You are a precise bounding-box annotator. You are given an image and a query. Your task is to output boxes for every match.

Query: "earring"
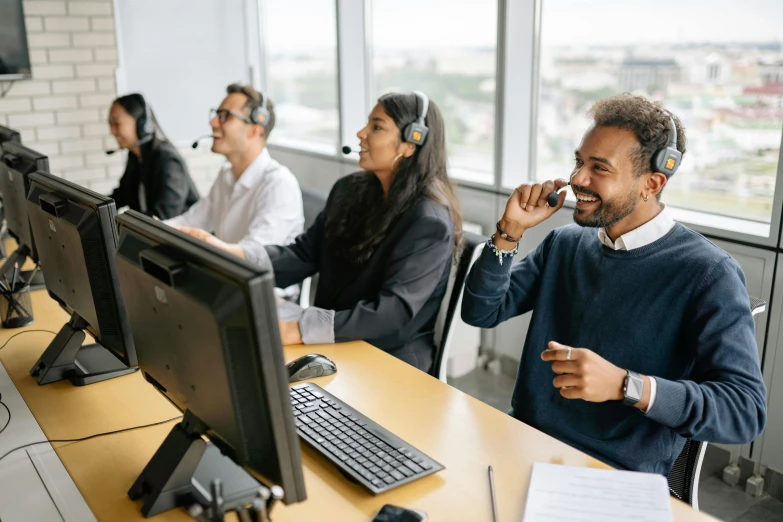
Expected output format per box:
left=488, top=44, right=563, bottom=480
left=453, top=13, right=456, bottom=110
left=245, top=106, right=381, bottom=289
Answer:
left=392, top=153, right=403, bottom=172
left=643, top=194, right=649, bottom=202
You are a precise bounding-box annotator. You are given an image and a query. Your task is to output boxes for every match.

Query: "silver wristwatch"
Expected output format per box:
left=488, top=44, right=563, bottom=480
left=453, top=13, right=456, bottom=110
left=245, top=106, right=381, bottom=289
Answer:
left=623, top=370, right=644, bottom=406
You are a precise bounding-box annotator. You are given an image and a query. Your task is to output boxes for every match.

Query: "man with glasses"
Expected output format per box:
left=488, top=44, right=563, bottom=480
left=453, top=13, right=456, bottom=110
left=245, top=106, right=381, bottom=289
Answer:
left=165, top=84, right=303, bottom=266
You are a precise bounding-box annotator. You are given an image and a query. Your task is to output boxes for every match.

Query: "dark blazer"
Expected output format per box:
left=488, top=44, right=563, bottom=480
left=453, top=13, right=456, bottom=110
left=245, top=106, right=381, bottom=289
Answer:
left=110, top=138, right=199, bottom=220
left=268, top=174, right=455, bottom=372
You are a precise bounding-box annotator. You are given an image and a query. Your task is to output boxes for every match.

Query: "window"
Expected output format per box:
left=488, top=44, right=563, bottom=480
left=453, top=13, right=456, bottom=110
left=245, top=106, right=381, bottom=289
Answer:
left=264, top=0, right=339, bottom=153
left=536, top=0, right=783, bottom=225
left=370, top=0, right=498, bottom=185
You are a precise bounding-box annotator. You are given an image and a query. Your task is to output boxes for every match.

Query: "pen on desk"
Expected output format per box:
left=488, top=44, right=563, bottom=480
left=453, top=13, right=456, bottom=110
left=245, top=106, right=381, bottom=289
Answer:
left=488, top=465, right=499, bottom=522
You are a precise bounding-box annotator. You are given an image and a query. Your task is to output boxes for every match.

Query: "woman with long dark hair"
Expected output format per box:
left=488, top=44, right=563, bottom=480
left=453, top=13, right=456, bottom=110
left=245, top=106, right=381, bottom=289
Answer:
left=179, top=91, right=462, bottom=372
left=108, top=93, right=199, bottom=219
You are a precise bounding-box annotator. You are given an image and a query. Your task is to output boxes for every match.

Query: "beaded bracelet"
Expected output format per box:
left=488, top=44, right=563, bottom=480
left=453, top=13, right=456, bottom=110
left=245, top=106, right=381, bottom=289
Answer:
left=486, top=234, right=519, bottom=265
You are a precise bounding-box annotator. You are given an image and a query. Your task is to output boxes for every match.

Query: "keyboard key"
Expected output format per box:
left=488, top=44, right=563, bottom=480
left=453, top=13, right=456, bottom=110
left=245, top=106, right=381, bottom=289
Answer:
left=390, top=470, right=405, bottom=481
left=383, top=476, right=396, bottom=485
left=399, top=467, right=414, bottom=478
left=403, top=460, right=423, bottom=474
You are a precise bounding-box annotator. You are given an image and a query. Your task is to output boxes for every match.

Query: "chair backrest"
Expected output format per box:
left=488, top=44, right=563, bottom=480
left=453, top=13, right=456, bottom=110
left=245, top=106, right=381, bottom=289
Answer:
left=667, top=296, right=766, bottom=509
left=297, top=188, right=327, bottom=308
left=750, top=295, right=766, bottom=316
left=301, top=187, right=327, bottom=230
left=668, top=439, right=707, bottom=510
left=431, top=231, right=485, bottom=381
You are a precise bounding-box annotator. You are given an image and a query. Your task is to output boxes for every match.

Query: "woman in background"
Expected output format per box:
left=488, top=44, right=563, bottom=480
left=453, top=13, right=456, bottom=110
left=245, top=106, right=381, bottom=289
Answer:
left=107, top=93, right=199, bottom=219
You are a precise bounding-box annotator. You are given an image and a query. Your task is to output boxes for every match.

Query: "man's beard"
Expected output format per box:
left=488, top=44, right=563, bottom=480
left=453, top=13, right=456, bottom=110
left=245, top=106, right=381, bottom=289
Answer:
left=572, top=184, right=638, bottom=229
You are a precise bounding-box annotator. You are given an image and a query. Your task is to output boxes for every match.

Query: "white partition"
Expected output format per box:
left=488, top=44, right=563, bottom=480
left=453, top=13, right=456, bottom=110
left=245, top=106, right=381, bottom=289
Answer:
left=114, top=0, right=253, bottom=145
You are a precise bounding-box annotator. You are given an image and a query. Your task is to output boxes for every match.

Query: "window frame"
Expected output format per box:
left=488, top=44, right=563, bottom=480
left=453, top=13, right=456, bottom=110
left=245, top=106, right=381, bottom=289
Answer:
left=255, top=0, right=783, bottom=245
left=524, top=0, right=783, bottom=246
left=256, top=0, right=342, bottom=155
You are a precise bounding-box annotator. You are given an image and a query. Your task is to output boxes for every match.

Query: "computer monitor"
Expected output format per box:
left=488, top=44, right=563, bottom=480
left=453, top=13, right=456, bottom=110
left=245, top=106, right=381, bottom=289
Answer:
left=26, top=171, right=138, bottom=386
left=0, top=141, right=47, bottom=288
left=0, top=125, right=21, bottom=148
left=0, top=125, right=22, bottom=246
left=114, top=211, right=306, bottom=517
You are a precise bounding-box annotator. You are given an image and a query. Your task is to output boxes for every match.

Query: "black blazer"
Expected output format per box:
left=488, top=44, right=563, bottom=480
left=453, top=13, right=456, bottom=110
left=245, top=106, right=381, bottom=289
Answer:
left=110, top=139, right=199, bottom=220
left=268, top=174, right=455, bottom=372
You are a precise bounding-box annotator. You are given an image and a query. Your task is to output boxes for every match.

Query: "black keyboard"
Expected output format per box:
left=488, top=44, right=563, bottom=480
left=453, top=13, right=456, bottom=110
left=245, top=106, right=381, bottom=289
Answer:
left=288, top=383, right=444, bottom=494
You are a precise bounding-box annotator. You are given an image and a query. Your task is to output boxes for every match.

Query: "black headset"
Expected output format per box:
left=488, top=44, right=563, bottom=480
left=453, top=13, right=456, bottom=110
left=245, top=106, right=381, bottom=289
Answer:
left=249, top=89, right=270, bottom=128
left=651, top=112, right=682, bottom=177
left=135, top=94, right=155, bottom=142
left=403, top=91, right=429, bottom=146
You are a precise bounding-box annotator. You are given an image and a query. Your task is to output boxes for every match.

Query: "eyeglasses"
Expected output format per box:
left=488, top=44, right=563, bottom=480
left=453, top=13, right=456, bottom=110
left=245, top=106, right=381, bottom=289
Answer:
left=209, top=108, right=253, bottom=125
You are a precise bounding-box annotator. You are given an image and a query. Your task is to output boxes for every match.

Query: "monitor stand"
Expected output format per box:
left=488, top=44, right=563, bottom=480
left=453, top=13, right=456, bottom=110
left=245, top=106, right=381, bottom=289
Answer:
left=29, top=311, right=138, bottom=386
left=129, top=410, right=272, bottom=518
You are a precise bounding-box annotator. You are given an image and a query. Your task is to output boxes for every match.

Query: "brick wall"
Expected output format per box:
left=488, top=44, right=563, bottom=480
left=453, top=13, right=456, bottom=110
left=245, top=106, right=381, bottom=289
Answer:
left=1, top=0, right=222, bottom=197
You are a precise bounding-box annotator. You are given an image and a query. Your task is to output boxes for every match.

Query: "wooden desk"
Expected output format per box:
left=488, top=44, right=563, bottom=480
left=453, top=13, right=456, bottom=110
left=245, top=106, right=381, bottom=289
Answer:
left=0, top=290, right=717, bottom=521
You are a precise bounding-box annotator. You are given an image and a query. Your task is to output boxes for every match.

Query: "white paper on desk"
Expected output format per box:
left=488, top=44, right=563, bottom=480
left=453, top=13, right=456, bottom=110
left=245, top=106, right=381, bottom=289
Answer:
left=522, top=463, right=673, bottom=522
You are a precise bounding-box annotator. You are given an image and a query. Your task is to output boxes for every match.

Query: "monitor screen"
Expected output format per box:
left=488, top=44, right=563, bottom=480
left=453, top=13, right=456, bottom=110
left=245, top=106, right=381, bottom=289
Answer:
left=0, top=0, right=32, bottom=80
left=115, top=211, right=306, bottom=504
left=0, top=141, right=47, bottom=261
left=27, top=171, right=136, bottom=367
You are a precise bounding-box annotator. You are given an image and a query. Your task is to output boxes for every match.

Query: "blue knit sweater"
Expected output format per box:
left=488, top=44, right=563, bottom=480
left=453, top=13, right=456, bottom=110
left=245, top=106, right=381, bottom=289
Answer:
left=461, top=223, right=766, bottom=475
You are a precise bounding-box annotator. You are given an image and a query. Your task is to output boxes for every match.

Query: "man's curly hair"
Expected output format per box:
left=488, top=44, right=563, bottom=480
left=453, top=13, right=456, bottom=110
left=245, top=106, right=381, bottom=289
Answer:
left=588, top=94, right=687, bottom=180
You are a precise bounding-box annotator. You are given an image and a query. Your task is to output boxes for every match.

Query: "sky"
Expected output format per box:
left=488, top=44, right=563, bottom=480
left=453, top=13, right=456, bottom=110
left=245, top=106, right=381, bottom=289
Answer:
left=263, top=0, right=783, bottom=53
left=543, top=0, right=783, bottom=45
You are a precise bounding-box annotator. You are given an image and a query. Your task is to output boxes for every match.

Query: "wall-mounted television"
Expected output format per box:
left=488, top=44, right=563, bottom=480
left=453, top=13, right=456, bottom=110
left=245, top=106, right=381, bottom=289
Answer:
left=0, top=0, right=32, bottom=81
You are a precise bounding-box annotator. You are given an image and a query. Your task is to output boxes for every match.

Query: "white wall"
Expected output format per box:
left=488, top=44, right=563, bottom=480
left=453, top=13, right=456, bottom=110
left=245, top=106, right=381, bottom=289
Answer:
left=2, top=0, right=122, bottom=194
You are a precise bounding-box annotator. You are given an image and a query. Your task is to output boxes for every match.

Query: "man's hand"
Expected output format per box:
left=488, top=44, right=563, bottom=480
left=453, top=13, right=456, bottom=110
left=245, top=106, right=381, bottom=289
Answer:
left=541, top=341, right=630, bottom=404
left=174, top=226, right=246, bottom=259
left=497, top=179, right=568, bottom=245
left=279, top=319, right=303, bottom=345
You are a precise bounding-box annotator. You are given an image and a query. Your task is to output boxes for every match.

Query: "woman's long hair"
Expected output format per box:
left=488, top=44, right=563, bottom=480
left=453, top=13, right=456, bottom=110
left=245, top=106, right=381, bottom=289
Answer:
left=324, top=93, right=463, bottom=265
left=112, top=93, right=169, bottom=156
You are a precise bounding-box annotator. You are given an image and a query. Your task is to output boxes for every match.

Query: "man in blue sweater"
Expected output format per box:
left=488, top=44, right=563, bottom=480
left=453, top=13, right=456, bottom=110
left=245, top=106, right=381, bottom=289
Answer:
left=461, top=94, right=766, bottom=476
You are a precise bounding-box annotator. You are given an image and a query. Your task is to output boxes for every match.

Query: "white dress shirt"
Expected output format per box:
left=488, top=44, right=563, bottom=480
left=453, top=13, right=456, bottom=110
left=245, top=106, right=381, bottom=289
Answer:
left=597, top=205, right=675, bottom=414
left=164, top=148, right=304, bottom=260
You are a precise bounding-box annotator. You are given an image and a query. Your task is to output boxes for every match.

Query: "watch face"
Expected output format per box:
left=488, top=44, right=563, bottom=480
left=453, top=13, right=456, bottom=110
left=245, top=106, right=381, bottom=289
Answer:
left=625, top=373, right=643, bottom=402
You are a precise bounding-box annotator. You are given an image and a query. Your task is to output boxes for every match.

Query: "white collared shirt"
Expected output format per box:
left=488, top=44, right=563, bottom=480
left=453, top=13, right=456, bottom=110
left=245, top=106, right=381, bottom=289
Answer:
left=597, top=204, right=675, bottom=251
left=597, top=205, right=674, bottom=414
left=165, top=148, right=304, bottom=258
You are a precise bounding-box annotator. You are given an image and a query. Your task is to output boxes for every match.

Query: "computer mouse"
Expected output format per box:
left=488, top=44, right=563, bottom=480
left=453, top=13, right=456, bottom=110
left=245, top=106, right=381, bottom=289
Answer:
left=286, top=353, right=337, bottom=383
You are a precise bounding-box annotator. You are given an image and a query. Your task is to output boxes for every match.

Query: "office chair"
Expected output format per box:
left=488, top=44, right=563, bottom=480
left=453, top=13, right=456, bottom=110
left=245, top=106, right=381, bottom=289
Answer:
left=431, top=231, right=485, bottom=382
left=298, top=188, right=327, bottom=308
left=667, top=295, right=767, bottom=510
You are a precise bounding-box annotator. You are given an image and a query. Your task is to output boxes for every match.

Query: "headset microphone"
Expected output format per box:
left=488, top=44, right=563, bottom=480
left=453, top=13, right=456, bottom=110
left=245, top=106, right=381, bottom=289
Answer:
left=192, top=135, right=215, bottom=149
left=104, top=134, right=154, bottom=155
left=341, top=145, right=361, bottom=155
left=547, top=182, right=571, bottom=208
